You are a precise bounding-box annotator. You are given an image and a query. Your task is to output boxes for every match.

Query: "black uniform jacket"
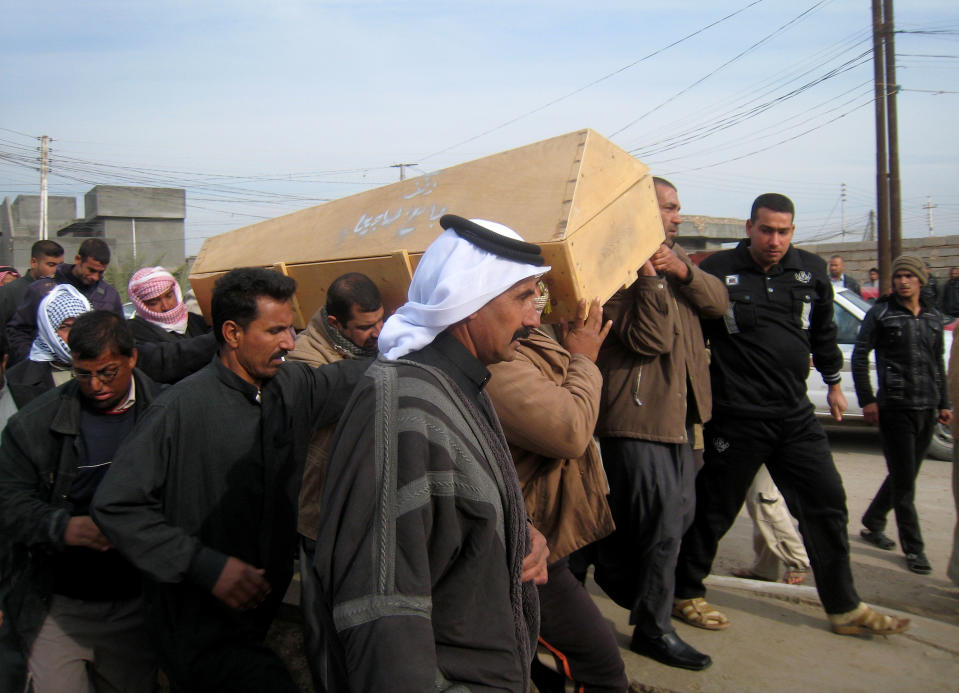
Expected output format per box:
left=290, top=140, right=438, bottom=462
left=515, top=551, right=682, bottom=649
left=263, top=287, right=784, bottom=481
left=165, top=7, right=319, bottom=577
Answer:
left=700, top=240, right=842, bottom=419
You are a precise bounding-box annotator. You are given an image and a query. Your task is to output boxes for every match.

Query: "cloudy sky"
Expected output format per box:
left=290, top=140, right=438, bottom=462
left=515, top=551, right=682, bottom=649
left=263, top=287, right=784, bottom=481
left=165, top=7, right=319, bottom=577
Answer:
left=2, top=0, right=957, bottom=256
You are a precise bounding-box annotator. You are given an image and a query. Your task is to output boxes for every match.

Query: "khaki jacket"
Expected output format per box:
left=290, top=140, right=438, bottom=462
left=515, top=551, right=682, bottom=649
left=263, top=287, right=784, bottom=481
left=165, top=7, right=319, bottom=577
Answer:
left=287, top=310, right=348, bottom=539
left=487, top=329, right=614, bottom=561
left=596, top=245, right=728, bottom=443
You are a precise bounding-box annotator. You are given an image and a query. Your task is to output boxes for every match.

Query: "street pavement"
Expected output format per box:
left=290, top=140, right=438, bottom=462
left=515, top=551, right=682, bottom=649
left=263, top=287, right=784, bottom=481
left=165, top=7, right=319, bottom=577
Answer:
left=600, top=427, right=959, bottom=693
left=273, top=428, right=959, bottom=692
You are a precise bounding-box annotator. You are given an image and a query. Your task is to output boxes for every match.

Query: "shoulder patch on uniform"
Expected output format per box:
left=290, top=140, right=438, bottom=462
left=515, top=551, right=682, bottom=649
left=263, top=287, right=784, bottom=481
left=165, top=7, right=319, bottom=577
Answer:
left=725, top=275, right=739, bottom=286
left=794, top=271, right=812, bottom=284
left=713, top=436, right=730, bottom=453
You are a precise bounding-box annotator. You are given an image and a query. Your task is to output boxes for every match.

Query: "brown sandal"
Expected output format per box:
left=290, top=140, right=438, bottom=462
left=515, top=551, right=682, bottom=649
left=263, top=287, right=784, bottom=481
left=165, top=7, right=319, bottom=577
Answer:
left=830, top=605, right=910, bottom=636
left=782, top=569, right=807, bottom=585
left=673, top=597, right=731, bottom=630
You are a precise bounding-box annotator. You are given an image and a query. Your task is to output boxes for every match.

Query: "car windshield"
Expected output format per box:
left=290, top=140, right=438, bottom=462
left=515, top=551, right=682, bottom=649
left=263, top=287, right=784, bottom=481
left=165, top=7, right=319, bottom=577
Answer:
left=834, top=302, right=862, bottom=344
left=836, top=288, right=872, bottom=313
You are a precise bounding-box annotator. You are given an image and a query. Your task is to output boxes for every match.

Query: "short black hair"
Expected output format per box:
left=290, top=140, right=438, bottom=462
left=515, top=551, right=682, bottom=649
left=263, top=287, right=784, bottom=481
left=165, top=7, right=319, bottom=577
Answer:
left=652, top=176, right=676, bottom=191
left=211, top=267, right=297, bottom=345
left=326, top=272, right=382, bottom=324
left=830, top=254, right=844, bottom=262
left=77, top=238, right=111, bottom=265
left=68, top=310, right=135, bottom=360
left=869, top=266, right=879, bottom=273
left=750, top=193, right=795, bottom=222
left=31, top=239, right=64, bottom=260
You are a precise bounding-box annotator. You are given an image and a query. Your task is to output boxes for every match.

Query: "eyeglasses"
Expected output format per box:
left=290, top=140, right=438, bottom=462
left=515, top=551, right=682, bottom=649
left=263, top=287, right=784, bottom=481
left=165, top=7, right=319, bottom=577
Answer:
left=73, top=365, right=121, bottom=384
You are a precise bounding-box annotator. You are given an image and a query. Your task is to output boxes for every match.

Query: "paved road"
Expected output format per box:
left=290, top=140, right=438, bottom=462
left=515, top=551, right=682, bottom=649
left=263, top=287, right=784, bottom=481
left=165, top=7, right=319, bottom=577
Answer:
left=267, top=426, right=959, bottom=692
left=605, top=426, right=959, bottom=692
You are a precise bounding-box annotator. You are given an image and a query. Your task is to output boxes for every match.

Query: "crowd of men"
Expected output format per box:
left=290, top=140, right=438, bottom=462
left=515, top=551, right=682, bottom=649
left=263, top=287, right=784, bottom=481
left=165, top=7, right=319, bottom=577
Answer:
left=0, top=189, right=954, bottom=692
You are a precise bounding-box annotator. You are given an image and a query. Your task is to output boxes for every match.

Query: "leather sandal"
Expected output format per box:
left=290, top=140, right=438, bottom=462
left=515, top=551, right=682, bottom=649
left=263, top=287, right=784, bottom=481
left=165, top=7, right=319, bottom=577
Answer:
left=830, top=605, right=910, bottom=636
left=782, top=569, right=807, bottom=585
left=672, top=597, right=730, bottom=630
left=860, top=529, right=895, bottom=551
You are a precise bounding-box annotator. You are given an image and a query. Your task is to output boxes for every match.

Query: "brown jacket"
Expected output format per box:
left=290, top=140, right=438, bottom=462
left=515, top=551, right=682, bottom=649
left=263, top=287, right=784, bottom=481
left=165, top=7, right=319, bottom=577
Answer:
left=287, top=309, right=350, bottom=539
left=595, top=245, right=728, bottom=443
left=487, top=328, right=614, bottom=562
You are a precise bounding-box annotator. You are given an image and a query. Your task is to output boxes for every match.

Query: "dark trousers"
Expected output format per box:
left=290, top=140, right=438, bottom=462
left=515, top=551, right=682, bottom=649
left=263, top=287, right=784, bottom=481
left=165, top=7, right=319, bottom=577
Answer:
left=145, top=580, right=298, bottom=693
left=589, top=436, right=695, bottom=638
left=863, top=408, right=937, bottom=554
left=674, top=409, right=860, bottom=615
left=533, top=557, right=628, bottom=693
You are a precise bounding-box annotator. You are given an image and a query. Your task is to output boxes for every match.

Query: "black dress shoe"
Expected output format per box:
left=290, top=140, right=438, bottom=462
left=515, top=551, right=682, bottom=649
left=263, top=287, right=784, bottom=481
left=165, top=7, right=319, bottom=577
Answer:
left=629, top=631, right=712, bottom=671
left=905, top=552, right=932, bottom=575
left=860, top=529, right=896, bottom=550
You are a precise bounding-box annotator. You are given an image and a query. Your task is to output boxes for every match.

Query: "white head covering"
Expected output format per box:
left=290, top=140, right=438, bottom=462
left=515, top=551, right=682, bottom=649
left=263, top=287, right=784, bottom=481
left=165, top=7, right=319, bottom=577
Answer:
left=378, top=218, right=550, bottom=360
left=29, top=284, right=92, bottom=364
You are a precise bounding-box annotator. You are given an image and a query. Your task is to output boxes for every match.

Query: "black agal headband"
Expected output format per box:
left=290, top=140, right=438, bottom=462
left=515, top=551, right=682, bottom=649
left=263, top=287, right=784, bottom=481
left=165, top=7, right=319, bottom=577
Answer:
left=439, top=214, right=545, bottom=267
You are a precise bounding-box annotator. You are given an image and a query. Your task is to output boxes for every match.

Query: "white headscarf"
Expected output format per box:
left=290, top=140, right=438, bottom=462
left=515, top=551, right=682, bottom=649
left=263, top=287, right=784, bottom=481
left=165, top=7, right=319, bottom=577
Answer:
left=378, top=219, right=550, bottom=360
left=29, top=284, right=92, bottom=364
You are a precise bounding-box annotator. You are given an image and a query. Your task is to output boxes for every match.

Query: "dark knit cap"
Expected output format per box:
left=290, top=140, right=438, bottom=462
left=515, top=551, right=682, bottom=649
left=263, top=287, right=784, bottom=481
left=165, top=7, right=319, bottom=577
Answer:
left=891, top=255, right=928, bottom=285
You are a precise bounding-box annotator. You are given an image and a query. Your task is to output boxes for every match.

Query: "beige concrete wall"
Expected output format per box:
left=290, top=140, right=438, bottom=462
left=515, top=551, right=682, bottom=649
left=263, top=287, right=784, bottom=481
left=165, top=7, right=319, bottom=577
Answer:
left=797, top=235, right=959, bottom=282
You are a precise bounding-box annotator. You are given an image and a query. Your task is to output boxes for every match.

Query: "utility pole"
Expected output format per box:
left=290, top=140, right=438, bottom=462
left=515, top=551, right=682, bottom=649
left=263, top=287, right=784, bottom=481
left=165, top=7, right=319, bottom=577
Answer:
left=872, top=0, right=891, bottom=294
left=840, top=182, right=847, bottom=240
left=864, top=210, right=876, bottom=242
left=38, top=135, right=50, bottom=240
left=884, top=0, right=902, bottom=261
left=924, top=196, right=937, bottom=236
left=390, top=163, right=418, bottom=181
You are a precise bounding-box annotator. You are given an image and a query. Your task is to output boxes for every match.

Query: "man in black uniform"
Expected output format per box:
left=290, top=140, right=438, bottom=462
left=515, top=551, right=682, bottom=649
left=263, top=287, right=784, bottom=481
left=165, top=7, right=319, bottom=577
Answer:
left=672, top=193, right=909, bottom=638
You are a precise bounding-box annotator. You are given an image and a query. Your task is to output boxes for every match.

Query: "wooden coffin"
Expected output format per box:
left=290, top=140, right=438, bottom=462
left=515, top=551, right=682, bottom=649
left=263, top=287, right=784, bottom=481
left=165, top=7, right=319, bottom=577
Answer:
left=189, top=128, right=663, bottom=326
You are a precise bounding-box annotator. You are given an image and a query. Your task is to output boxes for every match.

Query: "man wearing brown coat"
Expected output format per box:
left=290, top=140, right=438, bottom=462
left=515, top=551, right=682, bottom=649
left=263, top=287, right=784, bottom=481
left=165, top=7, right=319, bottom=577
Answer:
left=586, top=177, right=728, bottom=670
left=487, top=294, right=628, bottom=692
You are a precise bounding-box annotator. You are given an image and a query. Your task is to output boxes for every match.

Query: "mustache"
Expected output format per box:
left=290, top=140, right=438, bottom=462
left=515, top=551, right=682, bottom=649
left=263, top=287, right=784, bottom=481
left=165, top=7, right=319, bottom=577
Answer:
left=272, top=350, right=289, bottom=362
left=512, top=327, right=532, bottom=342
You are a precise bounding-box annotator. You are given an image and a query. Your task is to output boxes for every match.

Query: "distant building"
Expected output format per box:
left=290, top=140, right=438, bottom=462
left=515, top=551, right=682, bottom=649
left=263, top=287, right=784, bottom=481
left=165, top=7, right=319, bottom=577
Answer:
left=675, top=214, right=745, bottom=252
left=0, top=185, right=186, bottom=271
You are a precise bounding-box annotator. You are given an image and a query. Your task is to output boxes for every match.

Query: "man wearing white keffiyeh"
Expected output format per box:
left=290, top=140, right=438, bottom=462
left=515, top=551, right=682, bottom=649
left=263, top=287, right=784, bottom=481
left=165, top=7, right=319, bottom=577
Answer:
left=5, top=285, right=92, bottom=410
left=312, top=215, right=551, bottom=693
left=30, top=285, right=92, bottom=366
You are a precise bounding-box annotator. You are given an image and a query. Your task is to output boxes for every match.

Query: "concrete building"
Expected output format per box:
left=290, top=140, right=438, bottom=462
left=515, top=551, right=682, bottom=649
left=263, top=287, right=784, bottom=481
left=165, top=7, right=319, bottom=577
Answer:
left=0, top=185, right=186, bottom=272
left=675, top=214, right=746, bottom=252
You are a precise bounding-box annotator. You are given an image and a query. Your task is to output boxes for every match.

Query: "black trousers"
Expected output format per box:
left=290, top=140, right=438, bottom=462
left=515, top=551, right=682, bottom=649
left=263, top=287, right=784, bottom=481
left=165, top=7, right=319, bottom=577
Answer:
left=863, top=408, right=937, bottom=555
left=146, top=579, right=298, bottom=693
left=589, top=436, right=695, bottom=638
left=674, top=408, right=860, bottom=615
left=533, top=557, right=628, bottom=693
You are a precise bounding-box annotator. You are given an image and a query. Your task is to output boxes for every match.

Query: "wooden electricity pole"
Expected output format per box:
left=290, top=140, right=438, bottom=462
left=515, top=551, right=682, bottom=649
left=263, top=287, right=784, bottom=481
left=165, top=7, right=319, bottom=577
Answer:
left=884, top=0, right=902, bottom=261
left=872, top=0, right=890, bottom=294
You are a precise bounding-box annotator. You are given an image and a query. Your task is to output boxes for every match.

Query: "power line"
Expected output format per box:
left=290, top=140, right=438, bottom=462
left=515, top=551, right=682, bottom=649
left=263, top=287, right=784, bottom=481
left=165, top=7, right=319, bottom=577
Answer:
left=417, top=0, right=767, bottom=162
left=610, top=0, right=833, bottom=137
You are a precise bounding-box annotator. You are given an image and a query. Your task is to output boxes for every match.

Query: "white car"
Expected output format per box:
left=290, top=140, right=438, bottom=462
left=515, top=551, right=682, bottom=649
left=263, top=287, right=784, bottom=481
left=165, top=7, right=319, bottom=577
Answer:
left=806, top=288, right=954, bottom=460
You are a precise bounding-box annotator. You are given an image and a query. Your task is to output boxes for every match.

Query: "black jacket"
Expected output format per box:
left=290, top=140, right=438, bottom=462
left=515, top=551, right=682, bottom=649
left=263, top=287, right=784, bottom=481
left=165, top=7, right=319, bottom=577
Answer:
left=0, top=371, right=161, bottom=651
left=4, top=360, right=57, bottom=409
left=128, top=313, right=210, bottom=344
left=941, top=278, right=959, bottom=318
left=851, top=294, right=950, bottom=411
left=5, top=264, right=124, bottom=365
left=700, top=241, right=842, bottom=418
